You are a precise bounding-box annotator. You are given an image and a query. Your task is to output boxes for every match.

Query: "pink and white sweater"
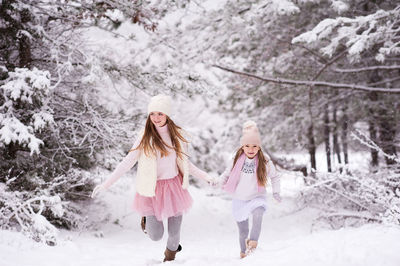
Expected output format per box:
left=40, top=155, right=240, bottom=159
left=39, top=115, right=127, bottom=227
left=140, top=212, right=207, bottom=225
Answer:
left=220, top=153, right=280, bottom=201
left=102, top=125, right=209, bottom=190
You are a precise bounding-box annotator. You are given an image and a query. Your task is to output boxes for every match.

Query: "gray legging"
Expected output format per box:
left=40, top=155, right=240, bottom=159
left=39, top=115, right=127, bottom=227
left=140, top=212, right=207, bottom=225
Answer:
left=145, top=215, right=182, bottom=251
left=236, top=207, right=265, bottom=253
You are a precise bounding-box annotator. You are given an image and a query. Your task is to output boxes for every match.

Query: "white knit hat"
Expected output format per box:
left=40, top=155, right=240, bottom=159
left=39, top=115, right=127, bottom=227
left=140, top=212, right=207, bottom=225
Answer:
left=240, top=120, right=261, bottom=146
left=147, top=94, right=172, bottom=117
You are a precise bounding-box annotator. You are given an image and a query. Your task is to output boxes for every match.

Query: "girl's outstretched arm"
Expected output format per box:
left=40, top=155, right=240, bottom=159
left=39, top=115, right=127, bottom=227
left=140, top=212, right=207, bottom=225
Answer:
left=102, top=136, right=141, bottom=189
left=181, top=136, right=212, bottom=183
left=218, top=162, right=232, bottom=186
left=188, top=160, right=211, bottom=182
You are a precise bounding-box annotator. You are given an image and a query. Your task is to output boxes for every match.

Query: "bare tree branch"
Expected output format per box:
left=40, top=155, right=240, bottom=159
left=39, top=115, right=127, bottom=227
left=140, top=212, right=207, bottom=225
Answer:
left=313, top=50, right=347, bottom=80
left=333, top=65, right=400, bottom=72
left=368, top=76, right=400, bottom=86
left=212, top=65, right=400, bottom=94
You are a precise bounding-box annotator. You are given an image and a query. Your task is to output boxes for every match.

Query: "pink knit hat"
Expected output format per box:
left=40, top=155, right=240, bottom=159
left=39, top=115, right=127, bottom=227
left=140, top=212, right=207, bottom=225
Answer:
left=240, top=120, right=261, bottom=146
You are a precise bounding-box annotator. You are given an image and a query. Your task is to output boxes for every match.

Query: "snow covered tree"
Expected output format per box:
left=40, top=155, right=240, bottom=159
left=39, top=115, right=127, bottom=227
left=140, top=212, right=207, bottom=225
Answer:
left=170, top=0, right=400, bottom=172
left=292, top=1, right=400, bottom=167
left=190, top=0, right=400, bottom=226
left=0, top=0, right=199, bottom=243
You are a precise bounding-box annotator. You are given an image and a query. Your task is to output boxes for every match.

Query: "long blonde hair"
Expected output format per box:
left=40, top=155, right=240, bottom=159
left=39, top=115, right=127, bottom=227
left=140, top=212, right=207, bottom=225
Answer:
left=232, top=147, right=268, bottom=187
left=131, top=116, right=188, bottom=160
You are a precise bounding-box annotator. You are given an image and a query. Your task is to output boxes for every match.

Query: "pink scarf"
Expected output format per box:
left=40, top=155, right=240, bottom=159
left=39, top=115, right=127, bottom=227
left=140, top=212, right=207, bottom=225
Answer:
left=223, top=153, right=264, bottom=194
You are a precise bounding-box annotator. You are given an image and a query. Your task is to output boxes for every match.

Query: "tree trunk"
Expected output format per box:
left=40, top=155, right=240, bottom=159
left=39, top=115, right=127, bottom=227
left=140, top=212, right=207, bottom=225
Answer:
left=332, top=101, right=342, bottom=172
left=308, top=89, right=316, bottom=174
left=377, top=108, right=397, bottom=165
left=368, top=71, right=380, bottom=168
left=324, top=104, right=332, bottom=172
left=308, top=123, right=317, bottom=172
left=341, top=103, right=349, bottom=165
left=3, top=142, right=18, bottom=160
left=18, top=9, right=32, bottom=68
left=368, top=119, right=379, bottom=167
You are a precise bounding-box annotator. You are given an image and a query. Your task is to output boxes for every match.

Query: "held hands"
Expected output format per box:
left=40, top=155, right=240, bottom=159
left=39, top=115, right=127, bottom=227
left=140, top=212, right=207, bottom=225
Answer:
left=91, top=184, right=106, bottom=198
left=273, top=193, right=282, bottom=203
left=206, top=176, right=219, bottom=187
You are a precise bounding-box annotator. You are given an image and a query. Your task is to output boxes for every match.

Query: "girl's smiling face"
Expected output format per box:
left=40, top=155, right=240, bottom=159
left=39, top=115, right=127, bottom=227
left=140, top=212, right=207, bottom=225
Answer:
left=242, top=144, right=260, bottom=159
left=149, top=112, right=167, bottom=127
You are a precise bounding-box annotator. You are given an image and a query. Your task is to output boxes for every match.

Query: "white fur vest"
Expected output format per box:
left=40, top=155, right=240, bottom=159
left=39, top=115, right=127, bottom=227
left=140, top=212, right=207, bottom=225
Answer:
left=135, top=129, right=190, bottom=197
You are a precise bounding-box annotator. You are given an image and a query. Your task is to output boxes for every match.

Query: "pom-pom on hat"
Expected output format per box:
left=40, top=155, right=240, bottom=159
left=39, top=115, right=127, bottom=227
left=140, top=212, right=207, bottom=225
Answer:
left=240, top=120, right=261, bottom=146
left=147, top=94, right=172, bottom=117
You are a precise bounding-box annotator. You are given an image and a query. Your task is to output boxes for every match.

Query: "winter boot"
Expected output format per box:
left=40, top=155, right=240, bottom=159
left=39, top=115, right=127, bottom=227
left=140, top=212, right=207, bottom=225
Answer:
left=245, top=239, right=258, bottom=255
left=163, top=244, right=182, bottom=262
left=140, top=217, right=147, bottom=234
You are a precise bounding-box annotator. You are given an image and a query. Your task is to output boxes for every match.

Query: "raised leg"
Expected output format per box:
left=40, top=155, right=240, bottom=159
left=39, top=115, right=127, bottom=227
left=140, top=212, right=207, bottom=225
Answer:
left=145, top=215, right=164, bottom=241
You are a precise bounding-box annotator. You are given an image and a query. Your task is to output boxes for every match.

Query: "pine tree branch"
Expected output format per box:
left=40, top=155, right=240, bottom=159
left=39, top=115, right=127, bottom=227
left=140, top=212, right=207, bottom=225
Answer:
left=212, top=65, right=400, bottom=94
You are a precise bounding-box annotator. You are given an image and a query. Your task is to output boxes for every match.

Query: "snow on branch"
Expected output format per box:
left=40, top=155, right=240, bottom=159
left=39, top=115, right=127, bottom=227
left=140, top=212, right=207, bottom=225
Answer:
left=351, top=130, right=400, bottom=164
left=0, top=117, right=44, bottom=155
left=212, top=65, right=400, bottom=93
left=301, top=129, right=400, bottom=227
left=0, top=169, right=94, bottom=245
left=302, top=169, right=400, bottom=227
left=292, top=5, right=400, bottom=62
left=330, top=0, right=349, bottom=14
left=266, top=0, right=300, bottom=16
left=0, top=67, right=54, bottom=155
left=1, top=67, right=51, bottom=103
left=0, top=184, right=62, bottom=245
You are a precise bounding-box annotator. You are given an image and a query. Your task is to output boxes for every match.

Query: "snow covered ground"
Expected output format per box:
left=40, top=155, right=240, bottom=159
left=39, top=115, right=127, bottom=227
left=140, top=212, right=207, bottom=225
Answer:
left=1, top=172, right=400, bottom=266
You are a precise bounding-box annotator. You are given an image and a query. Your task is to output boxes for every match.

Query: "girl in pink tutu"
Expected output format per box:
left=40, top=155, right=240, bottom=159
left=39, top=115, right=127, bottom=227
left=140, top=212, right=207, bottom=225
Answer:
left=219, top=120, right=281, bottom=259
left=91, top=94, right=213, bottom=262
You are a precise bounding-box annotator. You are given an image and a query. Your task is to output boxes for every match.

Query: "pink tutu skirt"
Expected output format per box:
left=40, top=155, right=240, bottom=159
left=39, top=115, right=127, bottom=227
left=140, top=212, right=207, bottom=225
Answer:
left=133, top=174, right=193, bottom=221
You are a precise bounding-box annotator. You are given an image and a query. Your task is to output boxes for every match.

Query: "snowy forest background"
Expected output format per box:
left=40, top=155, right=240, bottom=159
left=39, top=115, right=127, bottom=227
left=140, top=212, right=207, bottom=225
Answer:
left=1, top=0, right=400, bottom=265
